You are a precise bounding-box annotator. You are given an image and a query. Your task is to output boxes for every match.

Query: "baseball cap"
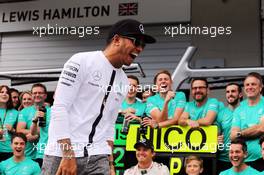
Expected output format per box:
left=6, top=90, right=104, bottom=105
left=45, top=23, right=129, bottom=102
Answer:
left=107, top=19, right=156, bottom=44
left=134, top=139, right=154, bottom=150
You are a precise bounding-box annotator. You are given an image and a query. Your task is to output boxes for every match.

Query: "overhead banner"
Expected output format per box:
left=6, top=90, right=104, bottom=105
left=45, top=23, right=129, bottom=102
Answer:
left=0, top=0, right=190, bottom=32
left=126, top=125, right=218, bottom=153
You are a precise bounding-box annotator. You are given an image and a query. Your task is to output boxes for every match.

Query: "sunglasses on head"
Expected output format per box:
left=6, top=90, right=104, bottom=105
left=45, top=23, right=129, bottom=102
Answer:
left=121, top=35, right=146, bottom=48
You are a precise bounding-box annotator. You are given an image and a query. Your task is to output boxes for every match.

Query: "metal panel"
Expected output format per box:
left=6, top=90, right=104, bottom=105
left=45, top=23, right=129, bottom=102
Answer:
left=0, top=25, right=191, bottom=87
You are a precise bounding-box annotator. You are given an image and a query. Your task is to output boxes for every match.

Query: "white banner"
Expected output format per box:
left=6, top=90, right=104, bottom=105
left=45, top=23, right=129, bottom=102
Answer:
left=0, top=0, right=190, bottom=32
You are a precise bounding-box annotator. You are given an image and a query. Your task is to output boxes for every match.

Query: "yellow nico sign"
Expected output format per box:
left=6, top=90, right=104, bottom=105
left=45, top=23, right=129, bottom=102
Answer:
left=126, top=125, right=217, bottom=153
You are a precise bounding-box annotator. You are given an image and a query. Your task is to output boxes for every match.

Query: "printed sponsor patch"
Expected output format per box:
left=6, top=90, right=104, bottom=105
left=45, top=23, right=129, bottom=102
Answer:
left=60, top=61, right=80, bottom=86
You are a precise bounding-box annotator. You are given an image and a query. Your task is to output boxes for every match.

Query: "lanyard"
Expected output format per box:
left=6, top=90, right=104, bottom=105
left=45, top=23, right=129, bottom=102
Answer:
left=0, top=109, right=7, bottom=126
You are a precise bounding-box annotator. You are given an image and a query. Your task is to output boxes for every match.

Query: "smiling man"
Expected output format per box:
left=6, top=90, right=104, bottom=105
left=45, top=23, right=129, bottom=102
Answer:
left=10, top=88, right=20, bottom=110
left=231, top=72, right=264, bottom=171
left=118, top=75, right=146, bottom=125
left=219, top=138, right=259, bottom=175
left=124, top=139, right=169, bottom=175
left=17, top=83, right=49, bottom=160
left=216, top=83, right=243, bottom=174
left=42, top=19, right=156, bottom=175
left=0, top=132, right=41, bottom=175
left=179, top=78, right=219, bottom=127
left=144, top=70, right=186, bottom=129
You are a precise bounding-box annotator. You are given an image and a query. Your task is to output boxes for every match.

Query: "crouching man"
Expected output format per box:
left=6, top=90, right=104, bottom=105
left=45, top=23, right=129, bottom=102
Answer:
left=124, top=139, right=169, bottom=175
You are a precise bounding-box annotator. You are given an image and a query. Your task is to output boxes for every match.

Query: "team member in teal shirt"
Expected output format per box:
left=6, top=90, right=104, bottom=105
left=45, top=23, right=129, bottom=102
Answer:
left=143, top=70, right=186, bottom=129
left=118, top=75, right=146, bottom=124
left=216, top=83, right=243, bottom=174
left=120, top=100, right=145, bottom=123
left=0, top=85, right=19, bottom=162
left=219, top=138, right=260, bottom=175
left=179, top=78, right=219, bottom=127
left=141, top=88, right=154, bottom=103
left=0, top=132, right=41, bottom=175
left=231, top=72, right=264, bottom=171
left=259, top=136, right=264, bottom=175
left=30, top=106, right=51, bottom=167
left=17, top=83, right=49, bottom=160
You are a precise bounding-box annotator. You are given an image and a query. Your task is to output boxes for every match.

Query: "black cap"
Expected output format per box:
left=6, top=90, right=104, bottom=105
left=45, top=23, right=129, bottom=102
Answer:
left=134, top=139, right=154, bottom=150
left=107, top=19, right=156, bottom=44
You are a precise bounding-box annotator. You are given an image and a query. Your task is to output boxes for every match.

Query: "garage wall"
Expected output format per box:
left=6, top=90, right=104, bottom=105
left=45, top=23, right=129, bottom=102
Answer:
left=0, top=25, right=191, bottom=90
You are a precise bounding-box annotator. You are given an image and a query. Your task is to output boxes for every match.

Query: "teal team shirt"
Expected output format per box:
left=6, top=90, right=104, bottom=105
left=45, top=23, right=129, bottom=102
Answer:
left=219, top=166, right=260, bottom=175
left=0, top=156, right=41, bottom=175
left=117, top=99, right=146, bottom=123
left=218, top=101, right=225, bottom=111
left=232, top=98, right=264, bottom=162
left=146, top=91, right=186, bottom=119
left=184, top=98, right=219, bottom=121
left=36, top=107, right=51, bottom=159
left=216, top=106, right=233, bottom=162
left=18, top=105, right=50, bottom=159
left=0, top=108, right=18, bottom=153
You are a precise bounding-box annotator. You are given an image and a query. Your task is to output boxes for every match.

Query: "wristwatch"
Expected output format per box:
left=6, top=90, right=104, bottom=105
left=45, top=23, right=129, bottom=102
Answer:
left=236, top=131, right=242, bottom=138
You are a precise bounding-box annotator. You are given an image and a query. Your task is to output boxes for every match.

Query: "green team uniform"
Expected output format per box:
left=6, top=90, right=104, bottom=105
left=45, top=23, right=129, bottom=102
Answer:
left=145, top=91, right=186, bottom=119
left=36, top=107, right=51, bottom=159
left=216, top=106, right=233, bottom=162
left=0, top=156, right=41, bottom=175
left=18, top=105, right=50, bottom=159
left=232, top=98, right=264, bottom=162
left=116, top=99, right=146, bottom=123
left=219, top=166, right=260, bottom=175
left=0, top=108, right=18, bottom=153
left=184, top=98, right=219, bottom=120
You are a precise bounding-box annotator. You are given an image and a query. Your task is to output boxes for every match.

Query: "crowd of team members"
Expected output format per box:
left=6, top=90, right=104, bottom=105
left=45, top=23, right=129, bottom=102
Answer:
left=120, top=70, right=264, bottom=174
left=0, top=83, right=49, bottom=174
left=0, top=70, right=264, bottom=174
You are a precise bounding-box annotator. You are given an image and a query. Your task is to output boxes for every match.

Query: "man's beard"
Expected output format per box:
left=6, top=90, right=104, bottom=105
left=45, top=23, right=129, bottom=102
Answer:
left=194, top=93, right=206, bottom=102
left=228, top=97, right=239, bottom=106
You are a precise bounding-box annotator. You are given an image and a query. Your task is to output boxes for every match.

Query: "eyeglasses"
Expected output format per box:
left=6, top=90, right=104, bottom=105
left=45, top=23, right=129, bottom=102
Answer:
left=191, top=86, right=207, bottom=90
left=121, top=35, right=146, bottom=48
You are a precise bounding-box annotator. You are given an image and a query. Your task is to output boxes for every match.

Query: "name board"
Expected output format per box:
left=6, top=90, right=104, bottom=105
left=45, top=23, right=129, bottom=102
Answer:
left=126, top=125, right=218, bottom=153
left=0, top=0, right=190, bottom=32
